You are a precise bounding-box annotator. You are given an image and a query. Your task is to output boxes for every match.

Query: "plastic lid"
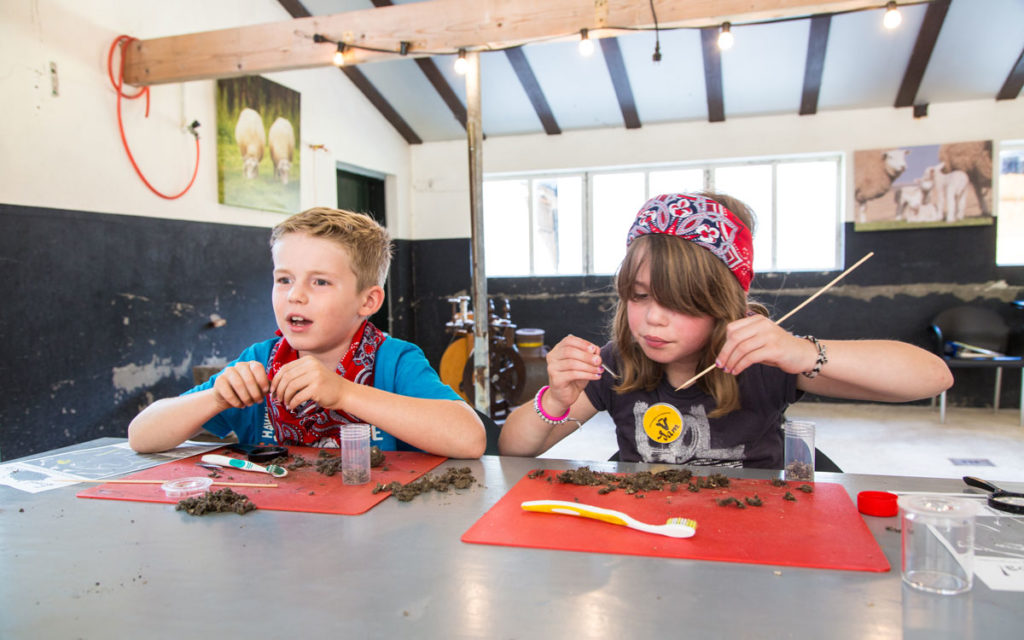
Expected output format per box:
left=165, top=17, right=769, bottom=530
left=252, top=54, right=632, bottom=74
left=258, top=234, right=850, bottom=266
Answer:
left=858, top=490, right=898, bottom=517
left=162, top=476, right=213, bottom=498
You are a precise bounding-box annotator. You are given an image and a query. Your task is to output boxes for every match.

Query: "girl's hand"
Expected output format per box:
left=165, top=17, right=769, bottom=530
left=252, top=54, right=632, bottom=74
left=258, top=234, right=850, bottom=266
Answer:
left=543, top=334, right=605, bottom=413
left=212, top=361, right=270, bottom=410
left=269, top=355, right=347, bottom=411
left=715, top=315, right=818, bottom=377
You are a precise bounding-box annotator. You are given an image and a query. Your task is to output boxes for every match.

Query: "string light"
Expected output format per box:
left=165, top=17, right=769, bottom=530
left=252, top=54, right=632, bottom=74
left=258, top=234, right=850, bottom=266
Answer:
left=883, top=2, right=902, bottom=29
left=578, top=28, right=594, bottom=56
left=453, top=48, right=468, bottom=75
left=717, top=22, right=734, bottom=50
left=333, top=42, right=347, bottom=66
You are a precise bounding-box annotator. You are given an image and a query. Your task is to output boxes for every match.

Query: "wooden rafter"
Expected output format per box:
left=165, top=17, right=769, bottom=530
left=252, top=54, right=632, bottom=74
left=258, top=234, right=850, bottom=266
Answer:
left=894, top=0, right=950, bottom=109
left=504, top=48, right=561, bottom=135
left=996, top=46, right=1024, bottom=101
left=700, top=27, right=725, bottom=123
left=799, top=14, right=831, bottom=116
left=123, top=0, right=891, bottom=86
left=599, top=38, right=641, bottom=129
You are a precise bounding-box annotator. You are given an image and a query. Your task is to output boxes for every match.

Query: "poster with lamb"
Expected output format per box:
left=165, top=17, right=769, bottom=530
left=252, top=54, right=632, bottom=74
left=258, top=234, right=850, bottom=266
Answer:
left=216, top=76, right=300, bottom=214
left=853, top=140, right=993, bottom=231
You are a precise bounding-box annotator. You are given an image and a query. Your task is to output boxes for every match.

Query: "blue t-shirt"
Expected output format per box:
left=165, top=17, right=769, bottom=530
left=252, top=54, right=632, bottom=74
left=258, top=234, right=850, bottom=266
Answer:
left=183, top=335, right=461, bottom=450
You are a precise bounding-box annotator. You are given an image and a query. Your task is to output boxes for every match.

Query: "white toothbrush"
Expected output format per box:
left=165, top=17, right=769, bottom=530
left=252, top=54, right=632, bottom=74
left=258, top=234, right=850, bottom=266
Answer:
left=200, top=454, right=288, bottom=478
left=521, top=500, right=697, bottom=538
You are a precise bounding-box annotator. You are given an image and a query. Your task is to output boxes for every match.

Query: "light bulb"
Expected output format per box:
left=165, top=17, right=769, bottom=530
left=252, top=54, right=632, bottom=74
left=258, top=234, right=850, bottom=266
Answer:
left=454, top=49, right=468, bottom=75
left=333, top=43, right=346, bottom=66
left=718, top=22, right=734, bottom=50
left=883, top=2, right=902, bottom=29
left=578, top=28, right=594, bottom=56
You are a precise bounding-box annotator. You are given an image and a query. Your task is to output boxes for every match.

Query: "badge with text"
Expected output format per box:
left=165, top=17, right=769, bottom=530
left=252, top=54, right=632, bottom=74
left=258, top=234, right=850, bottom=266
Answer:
left=642, top=403, right=684, bottom=443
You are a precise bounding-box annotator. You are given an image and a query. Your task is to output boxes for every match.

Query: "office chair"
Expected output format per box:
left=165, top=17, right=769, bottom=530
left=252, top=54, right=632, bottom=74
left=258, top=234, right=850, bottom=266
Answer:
left=930, top=305, right=1024, bottom=426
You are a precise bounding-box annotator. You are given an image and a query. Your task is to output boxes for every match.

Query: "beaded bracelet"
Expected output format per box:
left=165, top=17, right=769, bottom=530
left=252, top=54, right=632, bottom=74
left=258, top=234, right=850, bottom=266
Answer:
left=796, top=335, right=828, bottom=378
left=534, top=385, right=571, bottom=425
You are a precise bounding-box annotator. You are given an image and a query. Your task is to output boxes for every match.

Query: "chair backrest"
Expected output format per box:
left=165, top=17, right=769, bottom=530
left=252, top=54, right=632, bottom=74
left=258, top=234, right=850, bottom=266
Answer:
left=930, top=305, right=1010, bottom=354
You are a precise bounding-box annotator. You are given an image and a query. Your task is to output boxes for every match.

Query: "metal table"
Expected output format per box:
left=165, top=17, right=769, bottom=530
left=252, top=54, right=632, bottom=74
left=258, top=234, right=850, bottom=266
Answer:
left=1, top=438, right=1019, bottom=638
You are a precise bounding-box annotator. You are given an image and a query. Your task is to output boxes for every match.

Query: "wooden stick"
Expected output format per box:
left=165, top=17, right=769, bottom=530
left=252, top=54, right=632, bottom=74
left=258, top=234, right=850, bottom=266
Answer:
left=71, top=479, right=278, bottom=488
left=675, top=252, right=874, bottom=391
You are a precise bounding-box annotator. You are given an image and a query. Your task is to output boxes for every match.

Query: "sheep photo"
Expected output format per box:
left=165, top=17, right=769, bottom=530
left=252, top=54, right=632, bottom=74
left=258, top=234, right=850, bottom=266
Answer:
left=853, top=141, right=993, bottom=231
left=216, top=76, right=300, bottom=214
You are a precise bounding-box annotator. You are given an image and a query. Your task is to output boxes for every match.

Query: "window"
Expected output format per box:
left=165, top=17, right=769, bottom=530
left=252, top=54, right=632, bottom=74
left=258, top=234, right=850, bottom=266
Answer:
left=484, top=155, right=842, bottom=277
left=996, top=142, right=1024, bottom=266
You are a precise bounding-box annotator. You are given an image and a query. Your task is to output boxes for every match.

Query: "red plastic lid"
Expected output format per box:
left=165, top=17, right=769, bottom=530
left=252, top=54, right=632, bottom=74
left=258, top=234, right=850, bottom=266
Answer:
left=858, top=490, right=899, bottom=517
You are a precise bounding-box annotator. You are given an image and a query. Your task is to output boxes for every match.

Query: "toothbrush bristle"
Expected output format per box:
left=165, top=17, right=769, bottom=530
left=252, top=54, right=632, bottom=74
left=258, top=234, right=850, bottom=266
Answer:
left=667, top=517, right=697, bottom=529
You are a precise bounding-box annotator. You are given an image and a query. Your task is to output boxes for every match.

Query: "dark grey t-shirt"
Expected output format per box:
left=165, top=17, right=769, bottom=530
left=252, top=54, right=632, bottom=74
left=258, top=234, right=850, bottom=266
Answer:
left=584, top=342, right=802, bottom=469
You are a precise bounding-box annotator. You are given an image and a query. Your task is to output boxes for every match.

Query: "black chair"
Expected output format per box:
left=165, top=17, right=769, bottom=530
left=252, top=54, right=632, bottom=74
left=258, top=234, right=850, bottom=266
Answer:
left=930, top=305, right=1024, bottom=426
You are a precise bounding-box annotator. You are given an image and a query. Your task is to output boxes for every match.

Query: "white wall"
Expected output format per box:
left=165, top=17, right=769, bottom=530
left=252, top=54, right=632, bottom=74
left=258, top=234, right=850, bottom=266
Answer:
left=410, top=99, right=1024, bottom=238
left=1, top=0, right=412, bottom=237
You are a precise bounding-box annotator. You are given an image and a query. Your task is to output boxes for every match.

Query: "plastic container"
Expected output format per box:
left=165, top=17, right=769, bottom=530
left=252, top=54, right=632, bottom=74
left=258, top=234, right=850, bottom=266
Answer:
left=783, top=419, right=815, bottom=481
left=340, top=423, right=372, bottom=485
left=515, top=328, right=545, bottom=358
left=161, top=476, right=213, bottom=498
left=898, top=495, right=976, bottom=595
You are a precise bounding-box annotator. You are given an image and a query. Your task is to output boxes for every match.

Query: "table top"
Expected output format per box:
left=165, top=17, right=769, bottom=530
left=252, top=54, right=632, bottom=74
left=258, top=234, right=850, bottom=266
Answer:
left=1, top=438, right=1020, bottom=638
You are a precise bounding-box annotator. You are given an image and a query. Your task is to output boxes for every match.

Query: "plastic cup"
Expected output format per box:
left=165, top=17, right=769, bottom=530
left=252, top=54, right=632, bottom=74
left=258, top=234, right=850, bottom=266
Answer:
left=783, top=419, right=815, bottom=481
left=340, top=423, right=372, bottom=485
left=898, top=495, right=976, bottom=595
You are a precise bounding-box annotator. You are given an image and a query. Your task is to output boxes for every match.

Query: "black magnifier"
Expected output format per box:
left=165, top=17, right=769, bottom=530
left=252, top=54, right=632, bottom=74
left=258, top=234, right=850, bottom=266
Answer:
left=963, top=476, right=1024, bottom=514
left=228, top=444, right=289, bottom=463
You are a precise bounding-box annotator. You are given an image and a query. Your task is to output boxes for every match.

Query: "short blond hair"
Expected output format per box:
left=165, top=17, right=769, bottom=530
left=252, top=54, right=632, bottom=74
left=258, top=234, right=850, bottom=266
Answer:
left=270, top=207, right=392, bottom=292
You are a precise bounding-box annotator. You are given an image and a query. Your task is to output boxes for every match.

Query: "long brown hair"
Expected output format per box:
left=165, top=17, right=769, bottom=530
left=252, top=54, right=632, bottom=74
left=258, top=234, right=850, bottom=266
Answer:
left=611, top=192, right=764, bottom=417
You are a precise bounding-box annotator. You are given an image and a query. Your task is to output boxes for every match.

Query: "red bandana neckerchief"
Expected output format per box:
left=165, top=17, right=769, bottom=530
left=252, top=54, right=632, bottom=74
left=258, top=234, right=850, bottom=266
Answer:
left=265, top=320, right=386, bottom=447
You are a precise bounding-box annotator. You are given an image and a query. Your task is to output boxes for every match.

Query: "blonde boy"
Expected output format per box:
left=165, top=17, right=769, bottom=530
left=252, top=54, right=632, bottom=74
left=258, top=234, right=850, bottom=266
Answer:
left=129, top=208, right=485, bottom=458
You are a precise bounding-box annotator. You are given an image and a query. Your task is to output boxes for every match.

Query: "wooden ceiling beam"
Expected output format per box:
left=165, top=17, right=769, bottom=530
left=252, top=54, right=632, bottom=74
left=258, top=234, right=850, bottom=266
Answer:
left=996, top=45, right=1024, bottom=101
left=600, top=38, right=641, bottom=130
left=505, top=48, right=561, bottom=135
left=799, top=14, right=831, bottom=116
left=700, top=27, right=725, bottom=123
left=894, top=0, right=950, bottom=109
left=123, top=0, right=890, bottom=86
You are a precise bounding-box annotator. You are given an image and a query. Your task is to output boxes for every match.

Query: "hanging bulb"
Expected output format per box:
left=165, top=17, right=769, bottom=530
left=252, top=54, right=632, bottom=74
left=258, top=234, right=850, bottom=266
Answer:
left=578, top=28, right=595, bottom=57
left=883, top=2, right=902, bottom=29
left=454, top=48, right=468, bottom=75
left=717, top=22, right=734, bottom=50
left=333, top=42, right=347, bottom=66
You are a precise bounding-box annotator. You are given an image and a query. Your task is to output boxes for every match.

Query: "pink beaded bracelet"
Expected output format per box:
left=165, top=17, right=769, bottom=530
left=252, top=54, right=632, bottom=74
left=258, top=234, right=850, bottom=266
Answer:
left=534, top=385, right=571, bottom=425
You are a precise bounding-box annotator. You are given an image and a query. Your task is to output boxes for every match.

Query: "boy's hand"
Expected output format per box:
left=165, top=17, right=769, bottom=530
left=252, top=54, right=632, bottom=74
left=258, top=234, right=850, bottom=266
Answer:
left=270, top=356, right=346, bottom=412
left=715, top=315, right=818, bottom=376
left=543, top=334, right=604, bottom=414
left=213, top=361, right=270, bottom=410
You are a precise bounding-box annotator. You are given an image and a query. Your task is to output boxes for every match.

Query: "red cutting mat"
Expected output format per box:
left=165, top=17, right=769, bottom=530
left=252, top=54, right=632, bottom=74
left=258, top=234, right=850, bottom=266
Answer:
left=77, top=447, right=446, bottom=515
left=462, top=470, right=890, bottom=572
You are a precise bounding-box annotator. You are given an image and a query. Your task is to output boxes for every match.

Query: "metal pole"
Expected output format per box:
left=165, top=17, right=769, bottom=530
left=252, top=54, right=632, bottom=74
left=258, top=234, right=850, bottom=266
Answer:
left=466, top=51, right=490, bottom=416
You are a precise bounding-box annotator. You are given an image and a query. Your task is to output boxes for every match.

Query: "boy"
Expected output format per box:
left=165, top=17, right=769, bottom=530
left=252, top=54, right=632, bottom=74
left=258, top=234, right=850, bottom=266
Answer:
left=128, top=207, right=486, bottom=458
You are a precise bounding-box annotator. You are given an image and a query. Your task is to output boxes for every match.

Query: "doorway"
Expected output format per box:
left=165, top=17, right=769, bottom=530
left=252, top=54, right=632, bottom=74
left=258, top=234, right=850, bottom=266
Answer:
left=337, top=168, right=390, bottom=334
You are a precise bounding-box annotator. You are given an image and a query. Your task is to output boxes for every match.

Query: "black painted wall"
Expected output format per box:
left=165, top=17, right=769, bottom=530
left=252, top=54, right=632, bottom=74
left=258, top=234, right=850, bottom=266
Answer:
left=2, top=202, right=1022, bottom=460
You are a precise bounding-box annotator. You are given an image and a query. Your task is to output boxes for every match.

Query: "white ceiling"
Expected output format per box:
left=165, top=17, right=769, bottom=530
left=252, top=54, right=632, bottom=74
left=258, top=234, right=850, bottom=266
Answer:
left=296, top=0, right=1024, bottom=142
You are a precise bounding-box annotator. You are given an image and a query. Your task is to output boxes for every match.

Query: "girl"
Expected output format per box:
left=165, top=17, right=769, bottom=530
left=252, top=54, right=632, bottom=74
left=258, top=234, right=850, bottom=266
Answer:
left=498, top=192, right=952, bottom=468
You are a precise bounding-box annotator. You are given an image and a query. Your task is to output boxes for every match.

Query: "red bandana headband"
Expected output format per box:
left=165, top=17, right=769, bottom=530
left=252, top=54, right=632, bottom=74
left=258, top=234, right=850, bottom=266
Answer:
left=626, top=193, right=754, bottom=291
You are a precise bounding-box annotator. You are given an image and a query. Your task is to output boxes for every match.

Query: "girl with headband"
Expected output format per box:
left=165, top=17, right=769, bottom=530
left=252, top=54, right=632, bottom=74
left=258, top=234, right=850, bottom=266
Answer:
left=499, top=192, right=952, bottom=468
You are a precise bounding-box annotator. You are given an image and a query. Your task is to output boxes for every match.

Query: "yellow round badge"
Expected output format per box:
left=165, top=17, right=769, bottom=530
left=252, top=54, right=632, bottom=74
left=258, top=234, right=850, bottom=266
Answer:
left=642, top=403, right=684, bottom=444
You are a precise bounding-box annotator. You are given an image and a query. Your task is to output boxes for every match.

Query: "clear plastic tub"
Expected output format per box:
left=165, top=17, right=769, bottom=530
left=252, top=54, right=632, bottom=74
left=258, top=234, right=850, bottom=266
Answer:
left=161, top=476, right=213, bottom=498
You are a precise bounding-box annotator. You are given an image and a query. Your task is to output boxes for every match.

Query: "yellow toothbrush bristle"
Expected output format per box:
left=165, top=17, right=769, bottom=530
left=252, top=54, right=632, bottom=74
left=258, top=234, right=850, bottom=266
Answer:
left=667, top=517, right=697, bottom=529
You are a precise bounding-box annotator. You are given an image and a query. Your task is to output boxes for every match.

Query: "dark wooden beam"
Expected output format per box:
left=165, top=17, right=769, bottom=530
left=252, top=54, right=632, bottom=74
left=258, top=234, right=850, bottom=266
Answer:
left=997, top=45, right=1024, bottom=101
left=505, top=47, right=562, bottom=135
left=277, top=0, right=421, bottom=144
left=700, top=27, right=725, bottom=123
left=599, top=37, right=641, bottom=129
left=894, top=0, right=950, bottom=108
left=799, top=14, right=831, bottom=115
left=371, top=0, right=467, bottom=130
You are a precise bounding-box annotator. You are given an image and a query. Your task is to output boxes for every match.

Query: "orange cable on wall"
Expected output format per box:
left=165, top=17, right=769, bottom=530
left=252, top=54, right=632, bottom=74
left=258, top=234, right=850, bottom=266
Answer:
left=107, top=35, right=199, bottom=200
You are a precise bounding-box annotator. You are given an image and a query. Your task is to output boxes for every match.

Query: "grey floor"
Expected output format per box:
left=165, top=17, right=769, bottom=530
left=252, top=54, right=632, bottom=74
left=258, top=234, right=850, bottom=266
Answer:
left=538, top=402, right=1024, bottom=485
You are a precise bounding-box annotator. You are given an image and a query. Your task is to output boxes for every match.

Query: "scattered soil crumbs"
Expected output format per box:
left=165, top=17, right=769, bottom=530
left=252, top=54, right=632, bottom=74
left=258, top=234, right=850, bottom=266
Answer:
left=370, top=446, right=385, bottom=467
left=785, top=461, right=814, bottom=481
left=176, top=488, right=257, bottom=516
left=372, top=467, right=477, bottom=502
left=769, top=478, right=788, bottom=487
left=310, top=447, right=386, bottom=477
left=783, top=491, right=797, bottom=501
left=796, top=484, right=814, bottom=493
left=744, top=495, right=763, bottom=507
left=554, top=465, right=729, bottom=495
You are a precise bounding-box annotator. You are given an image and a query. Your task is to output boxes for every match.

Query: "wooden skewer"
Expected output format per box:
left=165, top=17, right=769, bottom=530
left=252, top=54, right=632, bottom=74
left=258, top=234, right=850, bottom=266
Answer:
left=71, top=479, right=278, bottom=488
left=674, top=252, right=875, bottom=391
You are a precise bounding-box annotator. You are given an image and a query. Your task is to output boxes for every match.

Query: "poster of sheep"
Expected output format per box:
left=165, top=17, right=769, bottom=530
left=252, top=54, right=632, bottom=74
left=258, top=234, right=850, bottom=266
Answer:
left=853, top=140, right=993, bottom=231
left=216, top=76, right=299, bottom=214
